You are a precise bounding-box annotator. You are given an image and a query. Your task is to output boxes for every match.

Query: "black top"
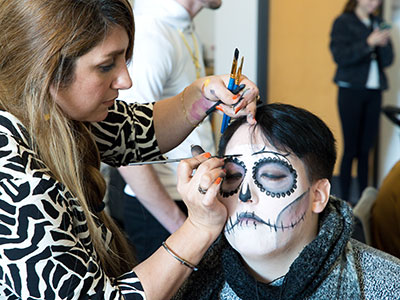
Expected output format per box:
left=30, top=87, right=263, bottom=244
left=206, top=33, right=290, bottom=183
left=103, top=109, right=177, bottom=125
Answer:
left=330, top=12, right=394, bottom=90
left=0, top=101, right=163, bottom=299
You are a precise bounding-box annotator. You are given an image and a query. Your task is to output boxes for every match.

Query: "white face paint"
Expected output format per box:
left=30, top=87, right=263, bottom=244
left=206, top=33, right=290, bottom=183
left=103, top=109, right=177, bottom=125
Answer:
left=219, top=124, right=315, bottom=258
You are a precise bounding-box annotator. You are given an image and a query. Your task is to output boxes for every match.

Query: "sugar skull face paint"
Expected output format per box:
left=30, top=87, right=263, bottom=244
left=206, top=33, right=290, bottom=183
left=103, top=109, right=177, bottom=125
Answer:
left=219, top=124, right=316, bottom=257
left=221, top=149, right=298, bottom=199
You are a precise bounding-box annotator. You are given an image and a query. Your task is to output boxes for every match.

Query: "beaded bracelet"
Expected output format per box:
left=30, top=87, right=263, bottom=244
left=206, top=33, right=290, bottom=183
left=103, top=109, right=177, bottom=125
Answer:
left=162, top=241, right=198, bottom=271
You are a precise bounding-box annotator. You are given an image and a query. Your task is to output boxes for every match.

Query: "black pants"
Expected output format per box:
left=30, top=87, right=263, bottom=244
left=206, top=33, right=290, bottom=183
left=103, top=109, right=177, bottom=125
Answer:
left=123, top=194, right=188, bottom=263
left=338, top=87, right=381, bottom=202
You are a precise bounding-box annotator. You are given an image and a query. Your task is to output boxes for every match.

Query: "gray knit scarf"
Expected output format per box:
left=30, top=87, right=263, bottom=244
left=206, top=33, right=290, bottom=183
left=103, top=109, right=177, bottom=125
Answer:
left=173, top=197, right=354, bottom=300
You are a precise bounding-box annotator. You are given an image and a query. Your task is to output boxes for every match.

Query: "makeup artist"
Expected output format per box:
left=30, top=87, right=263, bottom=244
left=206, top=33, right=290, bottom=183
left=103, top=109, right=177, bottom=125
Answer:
left=0, top=0, right=258, bottom=299
left=110, top=0, right=222, bottom=263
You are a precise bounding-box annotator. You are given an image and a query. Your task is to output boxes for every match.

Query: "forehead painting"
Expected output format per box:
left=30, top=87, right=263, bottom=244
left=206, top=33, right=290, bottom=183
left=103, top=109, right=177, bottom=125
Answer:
left=220, top=124, right=312, bottom=244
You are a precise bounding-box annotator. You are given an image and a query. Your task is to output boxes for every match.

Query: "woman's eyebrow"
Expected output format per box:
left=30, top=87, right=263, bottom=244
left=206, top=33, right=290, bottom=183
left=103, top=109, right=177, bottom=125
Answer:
left=104, top=48, right=125, bottom=58
left=97, top=49, right=126, bottom=64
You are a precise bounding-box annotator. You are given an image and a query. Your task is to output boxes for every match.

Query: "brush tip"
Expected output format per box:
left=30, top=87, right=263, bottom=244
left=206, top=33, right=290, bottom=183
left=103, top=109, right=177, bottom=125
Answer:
left=234, top=48, right=239, bottom=59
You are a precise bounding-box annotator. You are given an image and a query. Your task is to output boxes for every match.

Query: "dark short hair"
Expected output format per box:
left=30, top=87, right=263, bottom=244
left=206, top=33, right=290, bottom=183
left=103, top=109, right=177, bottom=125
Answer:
left=218, top=103, right=337, bottom=183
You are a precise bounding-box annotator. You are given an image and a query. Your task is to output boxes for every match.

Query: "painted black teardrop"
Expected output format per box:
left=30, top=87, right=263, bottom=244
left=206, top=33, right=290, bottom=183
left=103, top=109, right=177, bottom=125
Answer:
left=239, top=183, right=252, bottom=202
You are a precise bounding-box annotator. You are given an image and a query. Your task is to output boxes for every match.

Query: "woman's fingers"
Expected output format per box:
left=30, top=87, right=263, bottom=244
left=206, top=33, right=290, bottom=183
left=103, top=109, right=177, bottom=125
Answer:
left=203, top=75, right=258, bottom=124
left=201, top=176, right=224, bottom=207
left=197, top=167, right=226, bottom=194
left=177, top=154, right=227, bottom=227
left=177, top=154, right=223, bottom=190
left=177, top=152, right=211, bottom=185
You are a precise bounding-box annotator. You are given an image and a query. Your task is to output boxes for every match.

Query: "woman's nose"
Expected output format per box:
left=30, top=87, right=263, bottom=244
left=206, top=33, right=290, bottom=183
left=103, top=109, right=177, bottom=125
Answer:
left=112, top=64, right=132, bottom=90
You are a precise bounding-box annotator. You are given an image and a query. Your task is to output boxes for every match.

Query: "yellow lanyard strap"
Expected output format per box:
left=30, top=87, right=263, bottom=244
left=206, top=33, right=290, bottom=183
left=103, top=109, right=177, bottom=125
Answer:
left=178, top=29, right=201, bottom=79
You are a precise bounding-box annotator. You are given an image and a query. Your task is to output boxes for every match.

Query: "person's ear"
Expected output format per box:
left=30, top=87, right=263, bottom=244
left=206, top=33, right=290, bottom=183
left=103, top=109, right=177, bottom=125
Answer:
left=311, top=178, right=331, bottom=213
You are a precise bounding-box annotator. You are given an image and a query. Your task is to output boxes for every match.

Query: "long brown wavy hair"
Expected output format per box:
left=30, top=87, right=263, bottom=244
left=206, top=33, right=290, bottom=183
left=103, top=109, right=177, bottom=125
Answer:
left=0, top=0, right=136, bottom=277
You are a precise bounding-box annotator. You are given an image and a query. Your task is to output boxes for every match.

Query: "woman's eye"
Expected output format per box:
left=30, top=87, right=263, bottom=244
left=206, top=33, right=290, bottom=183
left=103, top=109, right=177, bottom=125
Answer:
left=99, top=62, right=115, bottom=73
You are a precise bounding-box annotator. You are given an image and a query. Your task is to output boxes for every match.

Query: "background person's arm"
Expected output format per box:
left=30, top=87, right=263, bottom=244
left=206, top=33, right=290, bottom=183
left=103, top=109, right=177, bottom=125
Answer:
left=119, top=165, right=186, bottom=233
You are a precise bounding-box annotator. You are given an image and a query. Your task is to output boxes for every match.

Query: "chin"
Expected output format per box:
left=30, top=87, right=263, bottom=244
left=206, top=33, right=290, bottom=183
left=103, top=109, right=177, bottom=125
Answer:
left=87, top=110, right=109, bottom=122
left=225, top=227, right=287, bottom=257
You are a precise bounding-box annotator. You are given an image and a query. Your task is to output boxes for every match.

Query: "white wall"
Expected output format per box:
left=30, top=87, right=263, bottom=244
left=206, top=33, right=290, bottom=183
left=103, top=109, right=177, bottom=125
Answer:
left=213, top=0, right=259, bottom=83
left=379, top=0, right=400, bottom=185
left=194, top=8, right=216, bottom=67
left=195, top=1, right=259, bottom=83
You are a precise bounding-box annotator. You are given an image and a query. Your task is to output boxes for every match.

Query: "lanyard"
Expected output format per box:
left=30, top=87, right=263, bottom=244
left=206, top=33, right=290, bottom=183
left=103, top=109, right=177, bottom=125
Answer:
left=178, top=29, right=201, bottom=79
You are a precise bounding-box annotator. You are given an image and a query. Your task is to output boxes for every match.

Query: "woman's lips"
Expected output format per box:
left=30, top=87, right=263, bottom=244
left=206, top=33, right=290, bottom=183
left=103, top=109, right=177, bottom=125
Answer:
left=103, top=98, right=116, bottom=107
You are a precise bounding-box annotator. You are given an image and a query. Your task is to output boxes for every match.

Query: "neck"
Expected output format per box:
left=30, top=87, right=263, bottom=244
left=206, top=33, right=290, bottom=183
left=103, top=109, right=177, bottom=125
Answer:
left=240, top=214, right=319, bottom=284
left=174, top=0, right=203, bottom=19
left=242, top=251, right=297, bottom=283
left=355, top=6, right=370, bottom=21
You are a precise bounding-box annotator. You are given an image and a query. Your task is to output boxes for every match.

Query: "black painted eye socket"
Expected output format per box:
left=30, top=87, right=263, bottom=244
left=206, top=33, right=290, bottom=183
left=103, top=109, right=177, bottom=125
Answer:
left=252, top=157, right=297, bottom=198
left=220, top=158, right=247, bottom=197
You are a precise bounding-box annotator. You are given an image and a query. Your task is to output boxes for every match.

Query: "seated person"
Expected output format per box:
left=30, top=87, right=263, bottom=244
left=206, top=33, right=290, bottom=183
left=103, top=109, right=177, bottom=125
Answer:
left=371, top=160, right=400, bottom=259
left=173, top=103, right=400, bottom=299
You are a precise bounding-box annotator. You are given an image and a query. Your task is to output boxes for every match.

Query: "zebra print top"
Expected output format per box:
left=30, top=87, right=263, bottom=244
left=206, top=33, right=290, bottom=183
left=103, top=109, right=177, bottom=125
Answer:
left=0, top=100, right=164, bottom=299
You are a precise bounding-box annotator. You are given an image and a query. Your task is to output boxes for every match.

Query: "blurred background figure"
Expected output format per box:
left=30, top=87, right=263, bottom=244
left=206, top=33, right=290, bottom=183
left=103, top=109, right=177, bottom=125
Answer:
left=371, top=106, right=400, bottom=259
left=371, top=160, right=400, bottom=258
left=109, top=0, right=222, bottom=262
left=329, top=0, right=394, bottom=204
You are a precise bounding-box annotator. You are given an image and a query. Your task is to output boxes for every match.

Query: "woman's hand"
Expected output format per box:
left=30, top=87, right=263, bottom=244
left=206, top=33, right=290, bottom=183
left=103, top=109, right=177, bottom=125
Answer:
left=198, top=74, right=259, bottom=125
left=134, top=153, right=227, bottom=300
left=367, top=28, right=391, bottom=47
left=177, top=153, right=227, bottom=236
left=153, top=73, right=259, bottom=154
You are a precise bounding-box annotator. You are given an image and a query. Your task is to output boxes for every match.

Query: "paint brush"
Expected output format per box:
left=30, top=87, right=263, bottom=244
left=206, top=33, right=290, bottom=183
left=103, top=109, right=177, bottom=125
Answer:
left=220, top=48, right=239, bottom=133
left=221, top=56, right=244, bottom=130
left=128, top=154, right=242, bottom=166
left=235, top=56, right=244, bottom=88
left=227, top=48, right=239, bottom=90
left=221, top=52, right=245, bottom=133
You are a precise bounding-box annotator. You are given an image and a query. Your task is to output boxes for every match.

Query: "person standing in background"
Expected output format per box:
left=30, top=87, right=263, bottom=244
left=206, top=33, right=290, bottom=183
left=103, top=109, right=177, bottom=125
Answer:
left=371, top=160, right=400, bottom=259
left=113, top=0, right=222, bottom=262
left=329, top=0, right=393, bottom=203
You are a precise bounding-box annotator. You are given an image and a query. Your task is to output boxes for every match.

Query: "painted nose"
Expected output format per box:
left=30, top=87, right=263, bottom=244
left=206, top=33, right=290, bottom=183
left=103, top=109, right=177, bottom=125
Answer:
left=239, top=183, right=252, bottom=202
